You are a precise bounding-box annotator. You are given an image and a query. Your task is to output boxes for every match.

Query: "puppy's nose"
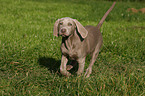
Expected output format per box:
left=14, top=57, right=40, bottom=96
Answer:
left=61, top=28, right=66, bottom=33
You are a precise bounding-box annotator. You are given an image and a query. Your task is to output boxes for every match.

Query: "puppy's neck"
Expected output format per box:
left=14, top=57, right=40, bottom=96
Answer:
left=62, top=30, right=81, bottom=50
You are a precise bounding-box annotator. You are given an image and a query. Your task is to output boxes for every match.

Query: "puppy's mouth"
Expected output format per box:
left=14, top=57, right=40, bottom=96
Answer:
left=61, top=34, right=67, bottom=37
left=59, top=33, right=69, bottom=37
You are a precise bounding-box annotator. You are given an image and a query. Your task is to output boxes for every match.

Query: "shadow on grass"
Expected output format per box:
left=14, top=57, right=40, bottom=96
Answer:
left=38, top=56, right=79, bottom=76
left=38, top=57, right=61, bottom=74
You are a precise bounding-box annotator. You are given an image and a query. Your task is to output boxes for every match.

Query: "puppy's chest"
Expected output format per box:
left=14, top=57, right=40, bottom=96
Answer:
left=61, top=43, right=79, bottom=60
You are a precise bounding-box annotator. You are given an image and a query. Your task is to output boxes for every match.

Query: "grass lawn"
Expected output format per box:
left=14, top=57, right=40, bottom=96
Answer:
left=0, top=0, right=144, bottom=95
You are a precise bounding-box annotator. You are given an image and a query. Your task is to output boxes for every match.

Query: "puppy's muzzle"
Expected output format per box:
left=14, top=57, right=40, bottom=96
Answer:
left=60, top=28, right=68, bottom=37
left=61, top=28, right=66, bottom=33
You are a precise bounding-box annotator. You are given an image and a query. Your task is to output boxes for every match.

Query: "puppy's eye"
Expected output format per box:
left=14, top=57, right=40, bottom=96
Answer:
left=59, top=22, right=63, bottom=25
left=68, top=23, right=72, bottom=26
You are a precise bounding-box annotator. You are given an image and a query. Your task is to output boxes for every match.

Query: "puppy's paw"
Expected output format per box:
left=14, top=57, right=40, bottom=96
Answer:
left=66, top=65, right=73, bottom=70
left=84, top=67, right=92, bottom=78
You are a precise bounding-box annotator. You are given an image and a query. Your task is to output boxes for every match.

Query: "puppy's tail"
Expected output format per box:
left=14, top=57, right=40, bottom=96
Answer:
left=97, top=2, right=116, bottom=29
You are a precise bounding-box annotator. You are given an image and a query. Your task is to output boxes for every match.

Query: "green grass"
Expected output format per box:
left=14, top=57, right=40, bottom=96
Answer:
left=0, top=0, right=145, bottom=95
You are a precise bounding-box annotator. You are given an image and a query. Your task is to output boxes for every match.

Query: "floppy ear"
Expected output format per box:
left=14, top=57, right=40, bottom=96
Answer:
left=53, top=19, right=60, bottom=37
left=73, top=19, right=88, bottom=38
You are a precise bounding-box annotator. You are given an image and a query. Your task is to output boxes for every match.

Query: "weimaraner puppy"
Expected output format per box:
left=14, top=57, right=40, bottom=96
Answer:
left=53, top=2, right=116, bottom=77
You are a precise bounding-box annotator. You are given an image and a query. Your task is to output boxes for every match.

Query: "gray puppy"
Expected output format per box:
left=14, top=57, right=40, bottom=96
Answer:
left=53, top=2, right=116, bottom=77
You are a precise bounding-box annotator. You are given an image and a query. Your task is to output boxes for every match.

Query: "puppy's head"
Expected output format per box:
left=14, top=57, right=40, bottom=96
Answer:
left=53, top=17, right=88, bottom=38
left=57, top=17, right=76, bottom=37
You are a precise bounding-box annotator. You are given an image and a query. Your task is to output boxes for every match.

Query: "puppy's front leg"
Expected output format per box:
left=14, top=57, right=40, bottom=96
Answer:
left=60, top=55, right=71, bottom=76
left=77, top=57, right=86, bottom=75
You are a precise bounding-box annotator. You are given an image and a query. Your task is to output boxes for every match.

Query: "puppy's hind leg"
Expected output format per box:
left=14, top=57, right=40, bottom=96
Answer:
left=84, top=44, right=101, bottom=78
